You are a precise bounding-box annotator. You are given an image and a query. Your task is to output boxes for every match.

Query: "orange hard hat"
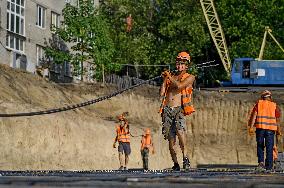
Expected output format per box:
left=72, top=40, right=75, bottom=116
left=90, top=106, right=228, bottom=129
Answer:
left=145, top=128, right=151, bottom=135
left=117, top=114, right=125, bottom=121
left=261, top=90, right=272, bottom=98
left=176, top=51, right=191, bottom=61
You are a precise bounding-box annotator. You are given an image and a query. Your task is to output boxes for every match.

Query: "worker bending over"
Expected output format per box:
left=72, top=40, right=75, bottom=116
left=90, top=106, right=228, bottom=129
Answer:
left=248, top=90, right=281, bottom=171
left=113, top=112, right=131, bottom=170
left=141, top=128, right=154, bottom=170
left=159, top=51, right=195, bottom=171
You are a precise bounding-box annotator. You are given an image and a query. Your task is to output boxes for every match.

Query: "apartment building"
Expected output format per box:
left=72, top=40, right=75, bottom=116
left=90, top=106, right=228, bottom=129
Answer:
left=0, top=0, right=99, bottom=82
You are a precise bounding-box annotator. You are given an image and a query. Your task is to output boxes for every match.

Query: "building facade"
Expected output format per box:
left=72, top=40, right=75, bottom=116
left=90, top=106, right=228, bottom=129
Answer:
left=0, top=0, right=99, bottom=82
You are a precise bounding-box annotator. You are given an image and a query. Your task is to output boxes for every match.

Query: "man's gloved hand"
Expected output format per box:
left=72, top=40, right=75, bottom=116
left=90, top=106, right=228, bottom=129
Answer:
left=248, top=127, right=254, bottom=136
left=161, top=70, right=170, bottom=78
left=276, top=129, right=282, bottom=136
left=113, top=142, right=116, bottom=148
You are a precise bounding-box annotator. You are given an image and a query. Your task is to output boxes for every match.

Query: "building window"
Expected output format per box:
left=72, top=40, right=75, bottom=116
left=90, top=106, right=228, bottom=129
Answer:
left=6, top=0, right=25, bottom=35
left=6, top=34, right=24, bottom=52
left=51, top=12, right=60, bottom=28
left=36, top=45, right=45, bottom=66
left=36, top=5, right=46, bottom=28
left=64, top=61, right=71, bottom=76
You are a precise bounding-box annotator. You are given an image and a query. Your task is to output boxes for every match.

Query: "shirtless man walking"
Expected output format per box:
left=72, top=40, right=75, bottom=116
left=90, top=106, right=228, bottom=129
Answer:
left=159, top=51, right=195, bottom=171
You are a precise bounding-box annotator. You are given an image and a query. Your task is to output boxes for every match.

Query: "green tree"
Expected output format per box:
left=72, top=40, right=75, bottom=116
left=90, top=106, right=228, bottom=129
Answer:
left=216, top=0, right=284, bottom=60
left=100, top=0, right=156, bottom=77
left=100, top=0, right=210, bottom=78
left=195, top=0, right=284, bottom=85
left=100, top=0, right=284, bottom=84
left=45, top=0, right=115, bottom=80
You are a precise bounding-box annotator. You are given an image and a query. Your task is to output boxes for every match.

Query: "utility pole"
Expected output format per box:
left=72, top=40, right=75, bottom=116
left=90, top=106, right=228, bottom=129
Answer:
left=81, top=50, right=84, bottom=81
left=102, top=64, right=105, bottom=86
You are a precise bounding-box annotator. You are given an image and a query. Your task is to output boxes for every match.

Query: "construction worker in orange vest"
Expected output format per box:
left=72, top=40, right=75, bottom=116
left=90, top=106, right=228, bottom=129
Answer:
left=159, top=51, right=195, bottom=171
left=113, top=112, right=131, bottom=170
left=248, top=90, right=281, bottom=171
left=140, top=128, right=154, bottom=170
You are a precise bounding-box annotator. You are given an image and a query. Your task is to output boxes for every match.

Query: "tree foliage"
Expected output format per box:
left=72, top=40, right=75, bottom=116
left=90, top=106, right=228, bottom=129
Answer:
left=100, top=0, right=210, bottom=78
left=46, top=0, right=284, bottom=83
left=100, top=0, right=284, bottom=83
left=217, top=0, right=284, bottom=60
left=45, top=0, right=115, bottom=79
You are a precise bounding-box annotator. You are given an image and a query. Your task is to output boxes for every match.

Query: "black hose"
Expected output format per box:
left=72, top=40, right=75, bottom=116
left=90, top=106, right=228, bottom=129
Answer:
left=0, top=75, right=161, bottom=117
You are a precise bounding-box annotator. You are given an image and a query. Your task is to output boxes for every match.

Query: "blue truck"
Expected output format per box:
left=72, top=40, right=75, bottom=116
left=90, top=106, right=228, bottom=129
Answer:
left=231, top=58, right=284, bottom=85
left=200, top=0, right=284, bottom=86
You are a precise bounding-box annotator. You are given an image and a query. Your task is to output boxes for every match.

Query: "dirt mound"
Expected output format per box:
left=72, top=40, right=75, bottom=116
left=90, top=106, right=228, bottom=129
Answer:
left=0, top=64, right=167, bottom=170
left=0, top=64, right=283, bottom=170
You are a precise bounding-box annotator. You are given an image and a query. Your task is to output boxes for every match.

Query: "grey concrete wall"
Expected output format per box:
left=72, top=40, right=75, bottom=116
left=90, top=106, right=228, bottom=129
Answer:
left=0, top=0, right=11, bottom=67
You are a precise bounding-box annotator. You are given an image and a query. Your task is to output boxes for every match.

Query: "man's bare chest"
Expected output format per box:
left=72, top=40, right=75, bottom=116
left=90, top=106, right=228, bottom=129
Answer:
left=168, top=75, right=182, bottom=90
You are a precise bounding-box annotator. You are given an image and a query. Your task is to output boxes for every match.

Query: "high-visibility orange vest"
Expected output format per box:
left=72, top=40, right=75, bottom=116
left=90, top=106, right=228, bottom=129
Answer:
left=159, top=73, right=195, bottom=116
left=254, top=100, right=277, bottom=131
left=141, top=135, right=152, bottom=150
left=116, top=125, right=130, bottom=143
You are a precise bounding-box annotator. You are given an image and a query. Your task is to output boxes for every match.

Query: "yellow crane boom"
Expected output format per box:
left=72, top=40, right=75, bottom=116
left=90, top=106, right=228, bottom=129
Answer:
left=258, top=26, right=284, bottom=60
left=200, top=0, right=231, bottom=76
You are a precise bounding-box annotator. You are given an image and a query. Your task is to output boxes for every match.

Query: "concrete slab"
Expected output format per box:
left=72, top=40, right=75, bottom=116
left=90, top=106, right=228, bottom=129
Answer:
left=0, top=168, right=283, bottom=188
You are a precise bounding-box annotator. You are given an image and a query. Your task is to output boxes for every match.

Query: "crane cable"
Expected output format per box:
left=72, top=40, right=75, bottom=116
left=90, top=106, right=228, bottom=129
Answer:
left=0, top=75, right=161, bottom=117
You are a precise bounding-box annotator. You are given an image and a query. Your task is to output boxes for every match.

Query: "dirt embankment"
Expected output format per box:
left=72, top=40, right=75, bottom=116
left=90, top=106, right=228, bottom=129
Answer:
left=0, top=64, right=283, bottom=170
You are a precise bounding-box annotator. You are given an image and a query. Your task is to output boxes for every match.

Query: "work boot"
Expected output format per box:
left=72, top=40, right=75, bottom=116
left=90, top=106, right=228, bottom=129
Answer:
left=172, top=163, right=180, bottom=171
left=183, top=157, right=190, bottom=170
left=118, top=166, right=124, bottom=170
left=265, top=168, right=275, bottom=173
left=255, top=162, right=265, bottom=172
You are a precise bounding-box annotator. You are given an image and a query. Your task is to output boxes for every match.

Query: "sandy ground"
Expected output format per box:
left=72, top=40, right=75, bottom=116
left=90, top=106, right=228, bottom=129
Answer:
left=0, top=64, right=283, bottom=170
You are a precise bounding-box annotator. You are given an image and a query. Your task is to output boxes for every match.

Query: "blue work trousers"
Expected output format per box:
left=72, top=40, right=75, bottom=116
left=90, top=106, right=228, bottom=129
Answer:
left=256, top=128, right=275, bottom=170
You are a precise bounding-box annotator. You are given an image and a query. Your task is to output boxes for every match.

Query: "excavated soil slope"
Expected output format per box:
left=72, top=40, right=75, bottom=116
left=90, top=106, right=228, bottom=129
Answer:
left=0, top=64, right=283, bottom=170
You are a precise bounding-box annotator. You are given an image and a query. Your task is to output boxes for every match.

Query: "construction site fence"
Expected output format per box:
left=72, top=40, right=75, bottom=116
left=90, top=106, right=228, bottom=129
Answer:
left=105, top=74, right=160, bottom=89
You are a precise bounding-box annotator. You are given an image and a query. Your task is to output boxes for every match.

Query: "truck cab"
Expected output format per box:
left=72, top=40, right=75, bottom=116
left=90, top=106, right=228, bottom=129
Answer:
left=231, top=58, right=284, bottom=85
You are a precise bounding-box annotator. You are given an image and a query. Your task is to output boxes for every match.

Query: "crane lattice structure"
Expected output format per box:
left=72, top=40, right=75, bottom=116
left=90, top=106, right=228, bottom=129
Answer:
left=200, top=0, right=231, bottom=76
left=258, top=26, right=284, bottom=60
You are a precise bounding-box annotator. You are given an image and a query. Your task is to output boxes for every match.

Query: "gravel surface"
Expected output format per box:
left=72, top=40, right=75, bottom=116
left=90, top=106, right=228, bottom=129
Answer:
left=0, top=168, right=283, bottom=188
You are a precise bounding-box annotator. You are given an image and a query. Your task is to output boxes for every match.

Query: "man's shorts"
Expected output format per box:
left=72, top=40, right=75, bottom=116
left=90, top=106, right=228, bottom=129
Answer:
left=118, top=142, right=131, bottom=155
left=162, top=106, right=186, bottom=139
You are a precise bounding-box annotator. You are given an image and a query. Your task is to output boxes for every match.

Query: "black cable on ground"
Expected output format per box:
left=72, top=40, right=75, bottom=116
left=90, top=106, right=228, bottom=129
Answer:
left=0, top=75, right=161, bottom=117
